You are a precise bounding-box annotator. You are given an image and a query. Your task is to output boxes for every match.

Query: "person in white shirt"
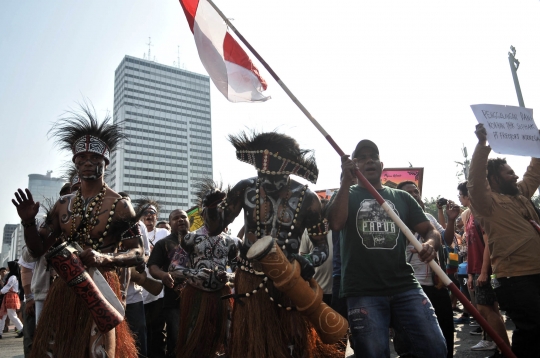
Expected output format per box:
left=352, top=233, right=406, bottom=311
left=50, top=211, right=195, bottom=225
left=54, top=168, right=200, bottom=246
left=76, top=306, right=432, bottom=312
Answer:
left=134, top=199, right=169, bottom=358
left=0, top=261, right=24, bottom=338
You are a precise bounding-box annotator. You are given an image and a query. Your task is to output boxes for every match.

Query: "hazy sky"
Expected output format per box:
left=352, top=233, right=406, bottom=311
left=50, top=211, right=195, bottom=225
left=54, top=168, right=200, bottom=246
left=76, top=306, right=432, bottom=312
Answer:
left=1, top=0, right=540, bottom=245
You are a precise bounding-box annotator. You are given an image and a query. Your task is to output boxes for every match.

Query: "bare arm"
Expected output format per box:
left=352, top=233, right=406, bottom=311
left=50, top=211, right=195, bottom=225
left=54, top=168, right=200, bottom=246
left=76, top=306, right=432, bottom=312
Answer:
left=328, top=155, right=356, bottom=231
left=444, top=201, right=461, bottom=246
left=412, top=221, right=441, bottom=263
left=12, top=189, right=61, bottom=257
left=477, top=235, right=491, bottom=286
left=437, top=205, right=447, bottom=229
left=467, top=124, right=494, bottom=217
left=149, top=264, right=173, bottom=288
left=20, top=266, right=35, bottom=315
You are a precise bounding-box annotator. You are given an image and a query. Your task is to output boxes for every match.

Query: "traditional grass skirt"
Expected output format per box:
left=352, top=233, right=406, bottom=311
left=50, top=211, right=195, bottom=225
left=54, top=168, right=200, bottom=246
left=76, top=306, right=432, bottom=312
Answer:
left=177, top=284, right=232, bottom=358
left=228, top=270, right=342, bottom=358
left=30, top=270, right=137, bottom=358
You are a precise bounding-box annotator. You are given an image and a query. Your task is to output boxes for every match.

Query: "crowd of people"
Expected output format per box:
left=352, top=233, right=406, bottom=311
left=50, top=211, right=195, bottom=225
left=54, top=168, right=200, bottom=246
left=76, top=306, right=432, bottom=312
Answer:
left=2, top=106, right=540, bottom=358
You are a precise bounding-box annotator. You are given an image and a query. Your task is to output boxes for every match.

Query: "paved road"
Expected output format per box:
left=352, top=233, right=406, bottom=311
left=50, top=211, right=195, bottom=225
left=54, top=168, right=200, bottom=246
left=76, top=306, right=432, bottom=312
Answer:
left=1, top=314, right=515, bottom=358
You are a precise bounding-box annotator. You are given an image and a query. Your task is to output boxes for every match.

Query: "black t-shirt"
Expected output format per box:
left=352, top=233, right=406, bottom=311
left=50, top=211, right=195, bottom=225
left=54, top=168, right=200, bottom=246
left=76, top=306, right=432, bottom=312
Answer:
left=147, top=234, right=181, bottom=309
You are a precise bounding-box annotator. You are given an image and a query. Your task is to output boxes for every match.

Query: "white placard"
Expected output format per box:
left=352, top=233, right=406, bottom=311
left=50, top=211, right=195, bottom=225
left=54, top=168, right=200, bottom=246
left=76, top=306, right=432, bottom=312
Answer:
left=470, top=104, right=540, bottom=157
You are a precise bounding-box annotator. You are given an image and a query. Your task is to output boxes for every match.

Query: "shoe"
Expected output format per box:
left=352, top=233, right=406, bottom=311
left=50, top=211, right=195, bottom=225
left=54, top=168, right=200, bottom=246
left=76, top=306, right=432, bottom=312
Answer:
left=470, top=327, right=483, bottom=335
left=454, top=316, right=471, bottom=324
left=0, top=334, right=2, bottom=339
left=471, top=340, right=497, bottom=351
left=485, top=351, right=504, bottom=358
left=452, top=307, right=463, bottom=313
left=15, top=330, right=24, bottom=338
left=470, top=320, right=480, bottom=327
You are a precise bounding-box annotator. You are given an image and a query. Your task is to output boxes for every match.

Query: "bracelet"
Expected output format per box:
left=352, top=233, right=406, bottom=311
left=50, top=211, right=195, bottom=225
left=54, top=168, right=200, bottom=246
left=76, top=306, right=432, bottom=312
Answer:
left=25, top=294, right=34, bottom=301
left=21, top=219, right=36, bottom=228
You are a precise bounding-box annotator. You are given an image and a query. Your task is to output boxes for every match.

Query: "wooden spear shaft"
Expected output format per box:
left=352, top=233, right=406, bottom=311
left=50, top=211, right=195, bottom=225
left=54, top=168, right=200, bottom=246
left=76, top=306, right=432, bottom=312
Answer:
left=204, top=1, right=515, bottom=356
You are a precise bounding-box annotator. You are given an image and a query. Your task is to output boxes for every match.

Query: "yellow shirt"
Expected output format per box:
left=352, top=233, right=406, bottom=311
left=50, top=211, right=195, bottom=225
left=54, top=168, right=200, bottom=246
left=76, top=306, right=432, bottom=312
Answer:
left=468, top=144, right=540, bottom=278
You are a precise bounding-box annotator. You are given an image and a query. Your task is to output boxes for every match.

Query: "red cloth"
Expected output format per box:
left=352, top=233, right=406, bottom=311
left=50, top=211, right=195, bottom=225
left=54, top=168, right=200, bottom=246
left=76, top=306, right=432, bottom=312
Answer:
left=466, top=213, right=490, bottom=275
left=0, top=291, right=20, bottom=318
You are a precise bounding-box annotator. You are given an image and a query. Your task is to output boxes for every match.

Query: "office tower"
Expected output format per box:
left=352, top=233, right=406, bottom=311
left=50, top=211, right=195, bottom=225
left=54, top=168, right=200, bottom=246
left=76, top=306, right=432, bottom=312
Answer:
left=109, top=56, right=212, bottom=220
left=28, top=171, right=65, bottom=215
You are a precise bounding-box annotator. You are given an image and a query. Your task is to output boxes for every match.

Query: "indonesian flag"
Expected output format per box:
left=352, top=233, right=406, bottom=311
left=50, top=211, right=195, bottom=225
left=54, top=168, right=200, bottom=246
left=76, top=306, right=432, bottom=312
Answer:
left=179, top=0, right=270, bottom=102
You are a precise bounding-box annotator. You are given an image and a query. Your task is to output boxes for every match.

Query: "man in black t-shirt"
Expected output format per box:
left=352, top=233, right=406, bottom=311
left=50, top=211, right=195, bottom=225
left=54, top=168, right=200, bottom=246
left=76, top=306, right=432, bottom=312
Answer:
left=148, top=209, right=190, bottom=358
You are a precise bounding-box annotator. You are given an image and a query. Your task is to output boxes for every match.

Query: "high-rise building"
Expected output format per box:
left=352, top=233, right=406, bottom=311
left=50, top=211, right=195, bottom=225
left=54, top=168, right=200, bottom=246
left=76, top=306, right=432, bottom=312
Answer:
left=2, top=224, right=17, bottom=247
left=1, top=224, right=18, bottom=255
left=109, top=56, right=212, bottom=220
left=28, top=171, right=65, bottom=214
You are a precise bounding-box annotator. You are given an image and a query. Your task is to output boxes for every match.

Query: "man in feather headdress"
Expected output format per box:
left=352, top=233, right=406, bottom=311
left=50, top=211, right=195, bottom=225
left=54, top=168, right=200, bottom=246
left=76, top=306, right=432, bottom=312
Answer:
left=201, top=131, right=340, bottom=358
left=12, top=105, right=141, bottom=358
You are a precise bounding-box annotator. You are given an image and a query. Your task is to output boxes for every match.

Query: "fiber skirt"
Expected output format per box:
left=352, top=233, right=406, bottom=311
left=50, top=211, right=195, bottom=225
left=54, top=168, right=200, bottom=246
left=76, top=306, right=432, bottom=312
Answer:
left=30, top=270, right=137, bottom=358
left=228, top=270, right=342, bottom=358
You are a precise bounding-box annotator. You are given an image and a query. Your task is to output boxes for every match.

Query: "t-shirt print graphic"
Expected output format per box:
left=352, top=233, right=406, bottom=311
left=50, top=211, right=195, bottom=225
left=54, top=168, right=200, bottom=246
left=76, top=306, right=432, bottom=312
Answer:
left=356, top=199, right=400, bottom=250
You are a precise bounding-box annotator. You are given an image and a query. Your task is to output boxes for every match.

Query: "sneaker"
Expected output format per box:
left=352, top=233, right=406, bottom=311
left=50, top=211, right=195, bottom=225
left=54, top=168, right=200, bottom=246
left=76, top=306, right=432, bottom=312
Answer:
left=454, top=316, right=471, bottom=324
left=15, top=330, right=24, bottom=338
left=470, top=320, right=480, bottom=327
left=452, top=307, right=463, bottom=313
left=470, top=327, right=483, bottom=335
left=471, top=340, right=497, bottom=351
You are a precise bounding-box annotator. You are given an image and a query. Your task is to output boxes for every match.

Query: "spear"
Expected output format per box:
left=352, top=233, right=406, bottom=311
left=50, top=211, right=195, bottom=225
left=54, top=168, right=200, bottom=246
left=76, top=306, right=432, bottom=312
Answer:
left=204, top=1, right=515, bottom=356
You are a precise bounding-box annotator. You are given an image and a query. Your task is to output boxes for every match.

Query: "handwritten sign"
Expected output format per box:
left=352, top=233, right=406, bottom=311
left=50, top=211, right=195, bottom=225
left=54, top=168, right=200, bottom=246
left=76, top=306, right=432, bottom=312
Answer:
left=381, top=167, right=424, bottom=192
left=470, top=104, right=540, bottom=157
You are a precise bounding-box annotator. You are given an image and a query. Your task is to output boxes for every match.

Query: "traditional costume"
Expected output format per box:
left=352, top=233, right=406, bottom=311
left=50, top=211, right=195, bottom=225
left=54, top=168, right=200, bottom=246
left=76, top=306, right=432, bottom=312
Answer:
left=209, top=132, right=345, bottom=357
left=169, top=180, right=239, bottom=358
left=30, top=107, right=138, bottom=358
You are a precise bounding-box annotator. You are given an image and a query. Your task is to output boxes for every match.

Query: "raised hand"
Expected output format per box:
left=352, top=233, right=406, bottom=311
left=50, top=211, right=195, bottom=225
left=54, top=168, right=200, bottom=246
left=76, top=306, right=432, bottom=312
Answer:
left=340, top=155, right=357, bottom=187
left=445, top=200, right=461, bottom=221
left=475, top=123, right=488, bottom=145
left=12, top=188, right=40, bottom=223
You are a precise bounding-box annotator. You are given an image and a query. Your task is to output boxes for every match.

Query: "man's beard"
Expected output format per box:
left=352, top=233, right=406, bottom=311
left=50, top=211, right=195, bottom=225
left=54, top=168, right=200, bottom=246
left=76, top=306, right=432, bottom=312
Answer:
left=499, top=178, right=520, bottom=196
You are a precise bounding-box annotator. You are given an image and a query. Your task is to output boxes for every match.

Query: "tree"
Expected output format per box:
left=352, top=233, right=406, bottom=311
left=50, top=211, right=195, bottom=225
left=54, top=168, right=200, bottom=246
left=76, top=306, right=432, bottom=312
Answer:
left=423, top=196, right=443, bottom=219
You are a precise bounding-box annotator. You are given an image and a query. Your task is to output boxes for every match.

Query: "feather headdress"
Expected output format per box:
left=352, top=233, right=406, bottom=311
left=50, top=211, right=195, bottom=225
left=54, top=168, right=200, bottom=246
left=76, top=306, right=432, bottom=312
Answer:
left=48, top=104, right=126, bottom=164
left=228, top=131, right=318, bottom=183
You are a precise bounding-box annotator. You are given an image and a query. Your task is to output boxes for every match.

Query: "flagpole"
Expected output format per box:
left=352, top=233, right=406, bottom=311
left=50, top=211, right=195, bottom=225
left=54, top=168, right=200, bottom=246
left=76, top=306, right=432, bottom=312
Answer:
left=205, top=1, right=515, bottom=356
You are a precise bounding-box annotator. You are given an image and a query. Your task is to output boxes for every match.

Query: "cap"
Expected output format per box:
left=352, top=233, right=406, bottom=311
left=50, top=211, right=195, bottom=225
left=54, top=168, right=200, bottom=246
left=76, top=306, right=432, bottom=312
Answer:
left=352, top=139, right=379, bottom=158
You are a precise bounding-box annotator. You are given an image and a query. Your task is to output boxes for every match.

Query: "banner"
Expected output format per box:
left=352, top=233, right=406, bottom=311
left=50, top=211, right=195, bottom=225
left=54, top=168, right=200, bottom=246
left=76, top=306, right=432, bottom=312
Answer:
left=187, top=206, right=204, bottom=232
left=470, top=104, right=540, bottom=157
left=315, top=189, right=338, bottom=200
left=381, top=168, right=424, bottom=192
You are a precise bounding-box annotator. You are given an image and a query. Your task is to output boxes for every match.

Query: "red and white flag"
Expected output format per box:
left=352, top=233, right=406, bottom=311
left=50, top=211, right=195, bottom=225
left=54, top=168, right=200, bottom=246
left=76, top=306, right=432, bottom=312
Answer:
left=179, top=0, right=270, bottom=102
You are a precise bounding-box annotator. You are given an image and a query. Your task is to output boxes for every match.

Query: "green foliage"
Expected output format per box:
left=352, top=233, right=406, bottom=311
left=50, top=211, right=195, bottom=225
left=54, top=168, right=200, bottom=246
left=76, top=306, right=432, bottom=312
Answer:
left=423, top=196, right=442, bottom=218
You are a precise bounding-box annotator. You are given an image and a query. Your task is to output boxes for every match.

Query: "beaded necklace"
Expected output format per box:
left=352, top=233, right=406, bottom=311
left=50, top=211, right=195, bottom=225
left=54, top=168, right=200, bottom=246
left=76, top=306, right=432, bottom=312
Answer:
left=254, top=178, right=307, bottom=250
left=245, top=178, right=308, bottom=310
left=69, top=184, right=121, bottom=252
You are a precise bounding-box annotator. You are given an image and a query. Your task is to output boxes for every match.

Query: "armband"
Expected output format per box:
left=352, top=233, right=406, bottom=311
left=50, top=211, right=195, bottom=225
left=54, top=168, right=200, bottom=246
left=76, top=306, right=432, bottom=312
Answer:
left=306, top=220, right=329, bottom=237
left=120, top=222, right=142, bottom=241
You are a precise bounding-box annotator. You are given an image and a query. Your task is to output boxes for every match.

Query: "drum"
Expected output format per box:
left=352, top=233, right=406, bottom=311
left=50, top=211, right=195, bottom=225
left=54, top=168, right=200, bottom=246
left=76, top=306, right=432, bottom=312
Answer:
left=46, top=242, right=124, bottom=333
left=247, top=236, right=348, bottom=344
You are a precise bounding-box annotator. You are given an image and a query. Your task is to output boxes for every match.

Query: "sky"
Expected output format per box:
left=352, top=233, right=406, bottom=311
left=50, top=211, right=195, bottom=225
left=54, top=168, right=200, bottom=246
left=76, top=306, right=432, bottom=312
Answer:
left=1, top=0, right=540, bottom=245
